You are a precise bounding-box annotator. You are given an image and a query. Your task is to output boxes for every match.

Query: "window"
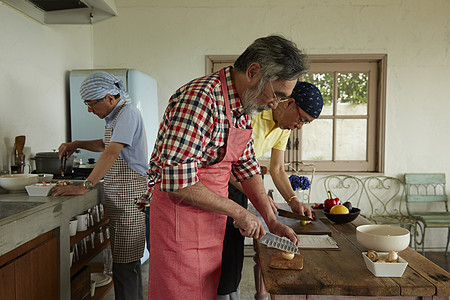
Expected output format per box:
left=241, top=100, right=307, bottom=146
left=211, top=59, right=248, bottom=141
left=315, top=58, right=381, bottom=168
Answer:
left=206, top=54, right=386, bottom=173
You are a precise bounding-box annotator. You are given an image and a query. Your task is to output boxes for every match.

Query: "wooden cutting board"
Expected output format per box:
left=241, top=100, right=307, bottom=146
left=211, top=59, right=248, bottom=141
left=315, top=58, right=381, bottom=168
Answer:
left=277, top=215, right=332, bottom=235
left=290, top=217, right=332, bottom=235
left=248, top=203, right=332, bottom=235
left=270, top=251, right=303, bottom=270
left=276, top=203, right=332, bottom=235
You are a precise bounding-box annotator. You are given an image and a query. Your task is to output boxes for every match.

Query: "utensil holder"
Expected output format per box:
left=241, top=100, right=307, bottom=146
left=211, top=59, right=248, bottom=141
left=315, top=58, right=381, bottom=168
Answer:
left=12, top=154, right=30, bottom=174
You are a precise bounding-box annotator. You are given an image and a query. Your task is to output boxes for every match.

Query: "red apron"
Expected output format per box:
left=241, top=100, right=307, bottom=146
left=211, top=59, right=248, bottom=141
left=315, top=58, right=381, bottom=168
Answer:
left=148, top=69, right=252, bottom=300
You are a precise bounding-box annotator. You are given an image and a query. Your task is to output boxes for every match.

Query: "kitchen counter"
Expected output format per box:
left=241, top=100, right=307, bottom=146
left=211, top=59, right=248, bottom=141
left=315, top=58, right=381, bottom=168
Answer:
left=0, top=181, right=104, bottom=300
left=253, top=207, right=450, bottom=299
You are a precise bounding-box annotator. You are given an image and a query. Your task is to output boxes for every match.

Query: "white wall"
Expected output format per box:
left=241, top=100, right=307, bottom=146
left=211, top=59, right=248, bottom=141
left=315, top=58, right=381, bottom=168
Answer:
left=0, top=3, right=93, bottom=171
left=92, top=0, right=450, bottom=248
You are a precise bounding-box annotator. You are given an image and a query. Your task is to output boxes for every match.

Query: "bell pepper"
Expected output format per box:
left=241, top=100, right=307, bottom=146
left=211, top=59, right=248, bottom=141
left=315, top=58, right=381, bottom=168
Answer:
left=324, top=191, right=341, bottom=212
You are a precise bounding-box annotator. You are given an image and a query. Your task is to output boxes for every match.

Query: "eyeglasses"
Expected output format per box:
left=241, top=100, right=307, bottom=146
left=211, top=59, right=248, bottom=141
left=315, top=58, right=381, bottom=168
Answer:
left=269, top=82, right=290, bottom=104
left=295, top=105, right=311, bottom=124
left=84, top=98, right=105, bottom=108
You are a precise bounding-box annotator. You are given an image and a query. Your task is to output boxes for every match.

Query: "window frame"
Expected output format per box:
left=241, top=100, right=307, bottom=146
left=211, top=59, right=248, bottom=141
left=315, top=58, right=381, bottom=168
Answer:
left=205, top=54, right=387, bottom=174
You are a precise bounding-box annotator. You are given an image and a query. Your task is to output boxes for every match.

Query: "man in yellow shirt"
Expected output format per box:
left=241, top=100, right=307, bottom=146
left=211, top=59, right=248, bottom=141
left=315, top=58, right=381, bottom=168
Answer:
left=218, top=81, right=324, bottom=300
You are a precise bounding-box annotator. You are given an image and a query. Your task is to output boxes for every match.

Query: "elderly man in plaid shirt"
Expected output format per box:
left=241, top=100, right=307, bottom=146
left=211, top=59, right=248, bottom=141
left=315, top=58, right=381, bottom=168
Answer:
left=146, top=35, right=309, bottom=300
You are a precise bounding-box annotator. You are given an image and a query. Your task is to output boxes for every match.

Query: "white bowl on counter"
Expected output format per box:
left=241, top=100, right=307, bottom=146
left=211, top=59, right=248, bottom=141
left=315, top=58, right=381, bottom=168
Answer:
left=356, top=224, right=410, bottom=252
left=0, top=174, right=39, bottom=192
left=25, top=183, right=55, bottom=196
left=362, top=252, right=408, bottom=277
left=37, top=173, right=54, bottom=183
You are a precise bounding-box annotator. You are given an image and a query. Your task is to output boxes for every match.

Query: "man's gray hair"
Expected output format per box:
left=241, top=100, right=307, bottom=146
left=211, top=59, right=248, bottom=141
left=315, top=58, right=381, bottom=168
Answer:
left=234, top=35, right=309, bottom=83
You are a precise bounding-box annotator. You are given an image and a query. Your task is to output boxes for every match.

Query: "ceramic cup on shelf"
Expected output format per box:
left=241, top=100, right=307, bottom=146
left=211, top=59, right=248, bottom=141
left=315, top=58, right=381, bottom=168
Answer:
left=90, top=280, right=96, bottom=297
left=76, top=213, right=89, bottom=232
left=92, top=205, right=100, bottom=223
left=70, top=251, right=74, bottom=267
left=69, top=219, right=78, bottom=236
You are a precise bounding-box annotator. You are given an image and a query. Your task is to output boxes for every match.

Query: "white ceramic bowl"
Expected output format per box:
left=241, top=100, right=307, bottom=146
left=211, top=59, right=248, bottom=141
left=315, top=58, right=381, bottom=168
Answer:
left=25, top=183, right=55, bottom=196
left=356, top=224, right=410, bottom=251
left=37, top=173, right=54, bottom=183
left=362, top=252, right=408, bottom=277
left=0, top=174, right=39, bottom=191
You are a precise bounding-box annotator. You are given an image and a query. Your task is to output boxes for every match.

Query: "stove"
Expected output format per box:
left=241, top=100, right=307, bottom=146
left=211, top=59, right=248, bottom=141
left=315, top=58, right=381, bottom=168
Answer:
left=45, top=167, right=93, bottom=181
left=53, top=174, right=88, bottom=180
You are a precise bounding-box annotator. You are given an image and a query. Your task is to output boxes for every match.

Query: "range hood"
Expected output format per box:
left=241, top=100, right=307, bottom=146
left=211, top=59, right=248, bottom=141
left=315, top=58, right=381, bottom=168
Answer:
left=2, top=0, right=118, bottom=24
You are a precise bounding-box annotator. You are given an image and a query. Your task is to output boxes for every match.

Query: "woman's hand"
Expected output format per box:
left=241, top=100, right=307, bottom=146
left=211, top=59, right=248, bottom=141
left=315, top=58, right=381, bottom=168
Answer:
left=289, top=198, right=313, bottom=219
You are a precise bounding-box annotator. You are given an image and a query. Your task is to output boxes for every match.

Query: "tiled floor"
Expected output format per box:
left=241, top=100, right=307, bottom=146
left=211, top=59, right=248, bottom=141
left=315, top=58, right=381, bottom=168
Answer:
left=104, top=247, right=449, bottom=300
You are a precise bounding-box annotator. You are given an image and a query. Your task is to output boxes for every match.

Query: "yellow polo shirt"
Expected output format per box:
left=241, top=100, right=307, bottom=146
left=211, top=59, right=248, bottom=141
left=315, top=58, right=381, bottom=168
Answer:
left=252, top=110, right=291, bottom=159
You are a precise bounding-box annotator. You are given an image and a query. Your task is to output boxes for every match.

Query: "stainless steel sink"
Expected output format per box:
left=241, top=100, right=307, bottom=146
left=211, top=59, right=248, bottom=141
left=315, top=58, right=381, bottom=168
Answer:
left=0, top=201, right=46, bottom=220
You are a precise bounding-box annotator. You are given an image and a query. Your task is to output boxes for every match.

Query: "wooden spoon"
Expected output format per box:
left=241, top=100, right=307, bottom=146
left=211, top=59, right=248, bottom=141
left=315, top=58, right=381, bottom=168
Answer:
left=15, top=135, right=26, bottom=164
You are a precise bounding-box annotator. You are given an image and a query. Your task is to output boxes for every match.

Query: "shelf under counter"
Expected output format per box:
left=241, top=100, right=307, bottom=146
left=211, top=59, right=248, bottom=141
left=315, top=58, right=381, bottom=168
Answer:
left=70, top=216, right=110, bottom=277
left=70, top=216, right=110, bottom=247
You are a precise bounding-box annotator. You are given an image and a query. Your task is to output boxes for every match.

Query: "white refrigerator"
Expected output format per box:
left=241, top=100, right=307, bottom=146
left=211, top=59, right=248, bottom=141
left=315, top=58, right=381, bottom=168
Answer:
left=69, top=68, right=158, bottom=263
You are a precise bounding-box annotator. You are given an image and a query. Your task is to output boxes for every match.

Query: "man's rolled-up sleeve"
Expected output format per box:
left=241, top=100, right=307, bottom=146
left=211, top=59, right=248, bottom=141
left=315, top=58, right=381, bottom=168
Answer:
left=160, top=161, right=199, bottom=192
left=231, top=138, right=261, bottom=182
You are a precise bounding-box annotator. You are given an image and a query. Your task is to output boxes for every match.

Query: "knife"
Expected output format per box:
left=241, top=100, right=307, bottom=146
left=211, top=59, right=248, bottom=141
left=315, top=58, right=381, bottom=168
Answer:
left=233, top=221, right=300, bottom=254
left=278, top=208, right=313, bottom=221
left=259, top=232, right=300, bottom=254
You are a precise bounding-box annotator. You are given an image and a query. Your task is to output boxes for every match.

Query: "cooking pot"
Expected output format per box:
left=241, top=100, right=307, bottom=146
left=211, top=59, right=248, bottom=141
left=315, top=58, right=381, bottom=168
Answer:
left=32, top=152, right=75, bottom=175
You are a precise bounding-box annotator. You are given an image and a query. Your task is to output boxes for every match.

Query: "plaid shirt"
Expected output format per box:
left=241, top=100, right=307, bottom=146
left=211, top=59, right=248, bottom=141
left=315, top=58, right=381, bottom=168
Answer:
left=148, top=66, right=260, bottom=192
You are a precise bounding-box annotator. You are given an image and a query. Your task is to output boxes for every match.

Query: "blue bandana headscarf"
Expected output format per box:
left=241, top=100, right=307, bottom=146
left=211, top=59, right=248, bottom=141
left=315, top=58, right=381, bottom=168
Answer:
left=80, top=71, right=131, bottom=103
left=290, top=81, right=323, bottom=119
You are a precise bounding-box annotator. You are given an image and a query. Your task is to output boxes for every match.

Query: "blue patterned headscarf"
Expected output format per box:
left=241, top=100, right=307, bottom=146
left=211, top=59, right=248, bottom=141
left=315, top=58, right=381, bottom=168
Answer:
left=80, top=71, right=131, bottom=103
left=290, top=81, right=323, bottom=119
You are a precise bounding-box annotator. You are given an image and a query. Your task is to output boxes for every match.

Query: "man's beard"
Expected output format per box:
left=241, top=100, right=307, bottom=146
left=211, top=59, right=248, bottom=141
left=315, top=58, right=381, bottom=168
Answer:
left=241, top=83, right=271, bottom=116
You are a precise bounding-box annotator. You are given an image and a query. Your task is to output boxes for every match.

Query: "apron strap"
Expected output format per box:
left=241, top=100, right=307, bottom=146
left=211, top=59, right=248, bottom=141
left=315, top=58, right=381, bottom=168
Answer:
left=219, top=69, right=234, bottom=126
left=110, top=102, right=127, bottom=129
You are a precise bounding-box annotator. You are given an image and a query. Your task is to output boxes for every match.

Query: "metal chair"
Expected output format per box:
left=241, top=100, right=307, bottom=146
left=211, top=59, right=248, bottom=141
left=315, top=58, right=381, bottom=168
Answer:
left=322, top=175, right=365, bottom=216
left=363, top=176, right=420, bottom=249
left=404, top=173, right=450, bottom=255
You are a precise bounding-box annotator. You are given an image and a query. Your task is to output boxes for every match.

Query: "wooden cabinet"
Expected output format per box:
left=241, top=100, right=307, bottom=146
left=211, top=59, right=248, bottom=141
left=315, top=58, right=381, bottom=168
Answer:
left=0, top=230, right=58, bottom=300
left=70, top=214, right=113, bottom=299
left=15, top=237, right=58, bottom=299
left=0, top=262, right=15, bottom=299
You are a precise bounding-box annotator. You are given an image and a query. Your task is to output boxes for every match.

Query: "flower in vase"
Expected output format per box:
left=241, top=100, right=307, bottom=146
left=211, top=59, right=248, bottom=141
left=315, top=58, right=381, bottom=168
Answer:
left=289, top=175, right=311, bottom=191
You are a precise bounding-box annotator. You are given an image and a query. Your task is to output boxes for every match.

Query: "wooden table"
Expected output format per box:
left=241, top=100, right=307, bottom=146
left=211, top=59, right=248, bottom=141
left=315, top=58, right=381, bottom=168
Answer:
left=253, top=210, right=450, bottom=300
